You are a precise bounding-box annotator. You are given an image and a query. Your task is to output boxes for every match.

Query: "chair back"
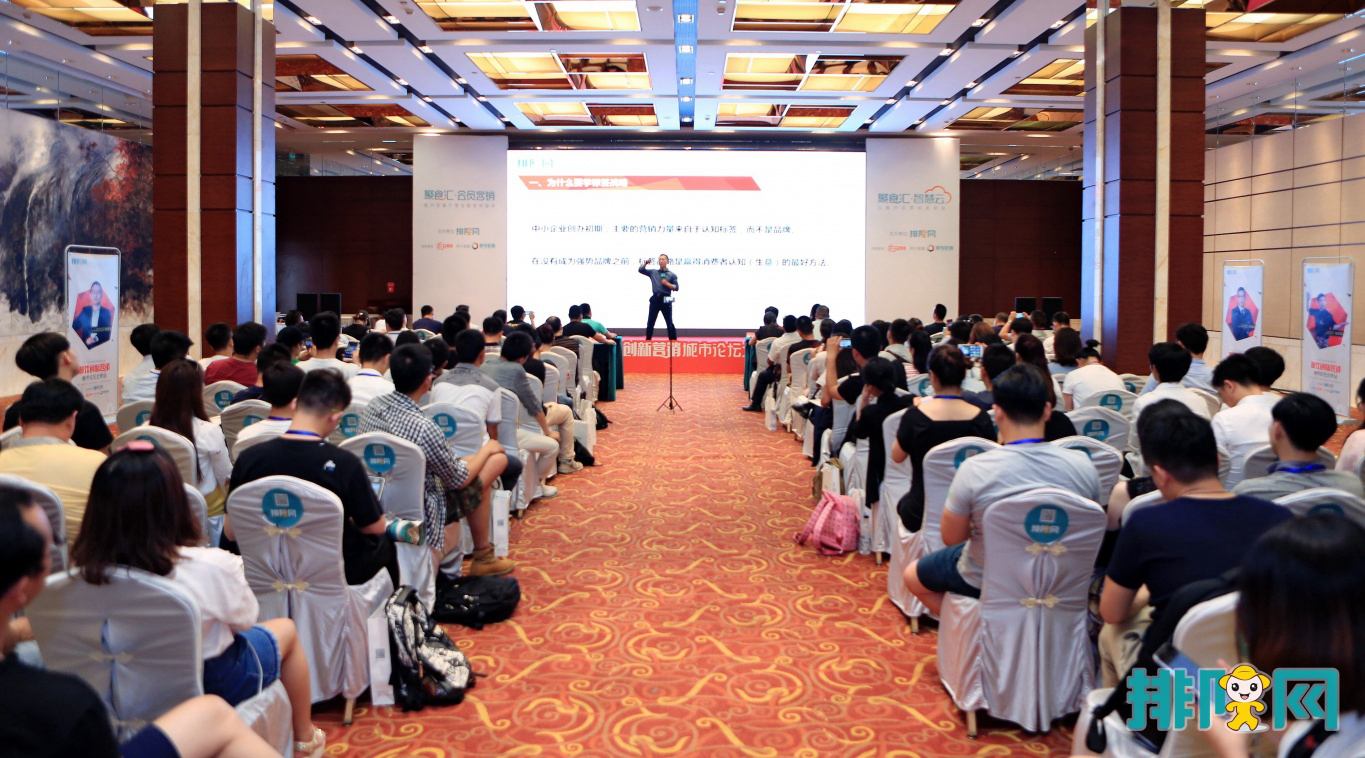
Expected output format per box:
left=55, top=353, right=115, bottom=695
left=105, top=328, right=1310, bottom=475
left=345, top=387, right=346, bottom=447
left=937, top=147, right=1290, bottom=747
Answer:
left=571, top=336, right=594, bottom=379
left=339, top=433, right=426, bottom=522
left=1163, top=592, right=1241, bottom=757
left=1117, top=373, right=1146, bottom=394
left=1051, top=435, right=1123, bottom=495
left=542, top=364, right=562, bottom=405
left=1120, top=490, right=1166, bottom=527
left=421, top=401, right=487, bottom=457
left=28, top=568, right=205, bottom=741
left=1081, top=388, right=1138, bottom=419
left=1274, top=487, right=1365, bottom=524
left=1190, top=387, right=1222, bottom=418
left=754, top=337, right=775, bottom=370
left=976, top=487, right=1107, bottom=732
left=830, top=389, right=855, bottom=448
left=111, top=426, right=196, bottom=484
left=921, top=437, right=1000, bottom=554
left=497, top=389, right=521, bottom=454
left=183, top=483, right=210, bottom=546
left=789, top=348, right=814, bottom=390
left=0, top=426, right=21, bottom=451
left=1064, top=405, right=1131, bottom=450
left=231, top=426, right=284, bottom=463
left=906, top=374, right=933, bottom=397
left=877, top=410, right=911, bottom=512
left=541, top=352, right=570, bottom=394
left=0, top=474, right=67, bottom=572
left=326, top=401, right=368, bottom=445
left=203, top=381, right=247, bottom=414
left=550, top=347, right=578, bottom=385
left=116, top=399, right=155, bottom=433
left=220, top=399, right=270, bottom=451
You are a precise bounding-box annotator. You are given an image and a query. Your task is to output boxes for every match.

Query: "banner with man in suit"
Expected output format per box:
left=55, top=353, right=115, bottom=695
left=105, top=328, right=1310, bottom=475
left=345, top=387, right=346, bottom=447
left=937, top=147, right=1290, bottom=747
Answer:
left=65, top=247, right=120, bottom=414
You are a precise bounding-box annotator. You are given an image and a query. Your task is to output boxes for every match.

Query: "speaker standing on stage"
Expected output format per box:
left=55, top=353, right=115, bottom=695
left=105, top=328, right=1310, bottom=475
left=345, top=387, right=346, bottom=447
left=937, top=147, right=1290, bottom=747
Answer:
left=639, top=255, right=679, bottom=341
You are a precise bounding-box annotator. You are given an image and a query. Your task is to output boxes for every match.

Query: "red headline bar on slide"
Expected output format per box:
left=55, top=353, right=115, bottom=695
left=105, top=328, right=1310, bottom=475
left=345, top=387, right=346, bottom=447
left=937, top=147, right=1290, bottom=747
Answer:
left=520, top=176, right=761, bottom=191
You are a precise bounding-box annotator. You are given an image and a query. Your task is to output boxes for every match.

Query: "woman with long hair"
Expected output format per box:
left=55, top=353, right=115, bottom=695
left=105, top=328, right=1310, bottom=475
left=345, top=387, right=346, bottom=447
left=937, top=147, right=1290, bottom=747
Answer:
left=1048, top=327, right=1082, bottom=377
left=70, top=446, right=327, bottom=757
left=908, top=330, right=932, bottom=377
left=150, top=359, right=232, bottom=526
left=1014, top=334, right=1076, bottom=440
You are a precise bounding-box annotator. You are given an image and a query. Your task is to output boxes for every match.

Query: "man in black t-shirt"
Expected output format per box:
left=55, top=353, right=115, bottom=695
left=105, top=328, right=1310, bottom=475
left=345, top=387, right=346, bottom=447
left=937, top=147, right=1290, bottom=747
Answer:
left=229, top=369, right=397, bottom=586
left=2, top=333, right=112, bottom=452
left=562, top=305, right=604, bottom=342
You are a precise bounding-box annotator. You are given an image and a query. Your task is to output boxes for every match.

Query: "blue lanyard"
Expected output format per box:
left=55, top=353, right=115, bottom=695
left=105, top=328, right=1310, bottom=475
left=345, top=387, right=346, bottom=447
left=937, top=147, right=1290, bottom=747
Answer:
left=932, top=395, right=964, bottom=401
left=1006, top=438, right=1046, bottom=446
left=283, top=430, right=322, bottom=439
left=1272, top=463, right=1325, bottom=474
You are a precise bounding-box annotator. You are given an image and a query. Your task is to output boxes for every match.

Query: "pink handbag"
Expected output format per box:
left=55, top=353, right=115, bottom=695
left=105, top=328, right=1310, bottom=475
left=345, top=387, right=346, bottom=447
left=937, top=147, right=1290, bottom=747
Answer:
left=795, top=489, right=860, bottom=556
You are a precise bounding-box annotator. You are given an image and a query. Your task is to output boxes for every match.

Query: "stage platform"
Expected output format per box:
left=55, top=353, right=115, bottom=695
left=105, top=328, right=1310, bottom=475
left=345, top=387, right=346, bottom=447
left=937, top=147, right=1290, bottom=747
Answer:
left=621, top=337, right=747, bottom=374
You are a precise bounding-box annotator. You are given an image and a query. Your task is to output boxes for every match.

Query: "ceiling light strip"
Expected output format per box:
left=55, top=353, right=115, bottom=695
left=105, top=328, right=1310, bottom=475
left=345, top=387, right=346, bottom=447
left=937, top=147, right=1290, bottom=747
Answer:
left=675, top=0, right=698, bottom=129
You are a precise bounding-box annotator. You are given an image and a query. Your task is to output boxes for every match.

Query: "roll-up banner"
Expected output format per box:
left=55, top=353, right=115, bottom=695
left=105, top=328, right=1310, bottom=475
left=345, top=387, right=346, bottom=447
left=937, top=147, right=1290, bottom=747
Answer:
left=65, top=245, right=121, bottom=415
left=1301, top=258, right=1353, bottom=416
left=1221, top=260, right=1263, bottom=358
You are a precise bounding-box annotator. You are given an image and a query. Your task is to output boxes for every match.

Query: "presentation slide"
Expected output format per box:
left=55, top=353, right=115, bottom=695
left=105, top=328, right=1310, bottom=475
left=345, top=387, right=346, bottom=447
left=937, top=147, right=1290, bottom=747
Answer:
left=506, top=150, right=866, bottom=331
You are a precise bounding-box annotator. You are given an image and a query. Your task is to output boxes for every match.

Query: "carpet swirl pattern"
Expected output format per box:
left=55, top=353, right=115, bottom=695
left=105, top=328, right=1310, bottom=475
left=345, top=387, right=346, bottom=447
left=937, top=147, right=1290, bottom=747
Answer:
left=314, top=373, right=1074, bottom=756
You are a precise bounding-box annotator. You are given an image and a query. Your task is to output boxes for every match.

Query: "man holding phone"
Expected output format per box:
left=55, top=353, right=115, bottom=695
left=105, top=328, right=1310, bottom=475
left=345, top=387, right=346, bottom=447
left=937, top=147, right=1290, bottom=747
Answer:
left=638, top=256, right=679, bottom=340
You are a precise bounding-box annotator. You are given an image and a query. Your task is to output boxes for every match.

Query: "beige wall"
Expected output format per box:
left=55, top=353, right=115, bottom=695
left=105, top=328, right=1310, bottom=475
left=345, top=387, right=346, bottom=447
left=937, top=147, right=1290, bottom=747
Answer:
left=1203, top=114, right=1365, bottom=390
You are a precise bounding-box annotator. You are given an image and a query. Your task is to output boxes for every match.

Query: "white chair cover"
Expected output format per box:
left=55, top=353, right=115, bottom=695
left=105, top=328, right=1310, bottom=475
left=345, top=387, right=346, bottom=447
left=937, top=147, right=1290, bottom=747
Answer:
left=341, top=433, right=436, bottom=612
left=111, top=426, right=196, bottom=485
left=1274, top=487, right=1365, bottom=524
left=1190, top=388, right=1222, bottom=419
left=921, top=437, right=1001, bottom=556
left=115, top=400, right=154, bottom=433
left=0, top=426, right=21, bottom=450
left=231, top=426, right=285, bottom=463
left=751, top=337, right=775, bottom=404
left=1241, top=445, right=1338, bottom=481
left=938, top=487, right=1106, bottom=733
left=550, top=347, right=579, bottom=394
left=541, top=364, right=562, bottom=406
left=1117, top=374, right=1145, bottom=394
left=226, top=476, right=393, bottom=703
left=906, top=374, right=933, bottom=397
left=1120, top=491, right=1166, bottom=527
left=497, top=389, right=528, bottom=514
left=422, top=402, right=487, bottom=458
left=1052, top=436, right=1123, bottom=495
left=541, top=353, right=570, bottom=396
left=220, top=400, right=270, bottom=452
left=28, top=567, right=291, bottom=752
left=571, top=337, right=596, bottom=400
left=204, top=381, right=248, bottom=414
left=183, top=483, right=212, bottom=548
left=1081, top=389, right=1139, bottom=420
left=879, top=410, right=920, bottom=615
left=1066, top=406, right=1132, bottom=451
left=0, top=474, right=67, bottom=572
left=326, top=401, right=368, bottom=446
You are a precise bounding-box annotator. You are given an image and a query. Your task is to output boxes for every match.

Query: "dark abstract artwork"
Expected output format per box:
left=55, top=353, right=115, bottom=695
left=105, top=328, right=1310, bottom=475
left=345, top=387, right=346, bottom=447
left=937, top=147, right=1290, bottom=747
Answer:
left=0, top=110, right=151, bottom=395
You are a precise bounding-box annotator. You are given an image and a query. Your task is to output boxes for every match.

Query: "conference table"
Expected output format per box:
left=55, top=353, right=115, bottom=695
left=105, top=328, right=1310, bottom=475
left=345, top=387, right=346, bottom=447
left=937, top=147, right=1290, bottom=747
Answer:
left=592, top=337, right=624, bottom=401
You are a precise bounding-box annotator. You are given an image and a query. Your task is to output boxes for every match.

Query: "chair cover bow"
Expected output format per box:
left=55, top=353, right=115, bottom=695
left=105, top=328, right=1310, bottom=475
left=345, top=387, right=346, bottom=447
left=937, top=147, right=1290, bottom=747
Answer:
left=1024, top=542, right=1069, bottom=557
left=270, top=579, right=310, bottom=594
left=1019, top=594, right=1061, bottom=609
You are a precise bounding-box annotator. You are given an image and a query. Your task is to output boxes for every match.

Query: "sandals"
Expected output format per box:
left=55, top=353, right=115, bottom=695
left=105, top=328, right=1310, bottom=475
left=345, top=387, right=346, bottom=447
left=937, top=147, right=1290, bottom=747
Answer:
left=295, top=726, right=326, bottom=758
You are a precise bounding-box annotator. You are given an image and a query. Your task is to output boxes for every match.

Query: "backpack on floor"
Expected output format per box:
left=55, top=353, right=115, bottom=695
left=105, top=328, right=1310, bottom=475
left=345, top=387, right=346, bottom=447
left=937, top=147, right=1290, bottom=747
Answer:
left=433, top=575, right=521, bottom=629
left=595, top=407, right=611, bottom=430
left=795, top=489, right=859, bottom=556
left=574, top=439, right=596, bottom=467
left=385, top=586, right=474, bottom=712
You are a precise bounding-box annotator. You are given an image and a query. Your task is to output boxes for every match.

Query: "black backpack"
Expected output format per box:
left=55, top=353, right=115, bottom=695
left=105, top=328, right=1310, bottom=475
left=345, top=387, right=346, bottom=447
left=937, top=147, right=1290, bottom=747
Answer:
left=385, top=586, right=474, bottom=712
left=433, top=575, right=521, bottom=629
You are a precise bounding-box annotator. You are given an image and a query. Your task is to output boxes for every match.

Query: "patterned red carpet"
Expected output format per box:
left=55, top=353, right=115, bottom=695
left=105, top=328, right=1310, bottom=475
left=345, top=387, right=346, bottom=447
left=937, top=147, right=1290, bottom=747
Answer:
left=314, top=374, right=1074, bottom=756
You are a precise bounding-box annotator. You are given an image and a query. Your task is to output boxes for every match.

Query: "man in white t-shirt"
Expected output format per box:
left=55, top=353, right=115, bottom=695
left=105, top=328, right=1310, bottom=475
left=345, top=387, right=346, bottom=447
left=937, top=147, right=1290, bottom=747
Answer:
left=347, top=332, right=394, bottom=405
left=903, top=364, right=1101, bottom=614
left=1131, top=342, right=1210, bottom=425
left=235, top=363, right=304, bottom=445
left=294, top=311, right=359, bottom=379
left=1210, top=353, right=1276, bottom=483
left=199, top=322, right=232, bottom=370
left=1138, top=322, right=1214, bottom=394
left=430, top=328, right=524, bottom=494
left=1062, top=345, right=1126, bottom=410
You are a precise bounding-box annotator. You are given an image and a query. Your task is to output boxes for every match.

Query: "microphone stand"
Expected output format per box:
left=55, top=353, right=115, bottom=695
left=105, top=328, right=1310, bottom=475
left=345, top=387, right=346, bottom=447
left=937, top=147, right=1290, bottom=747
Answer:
left=656, top=290, right=682, bottom=413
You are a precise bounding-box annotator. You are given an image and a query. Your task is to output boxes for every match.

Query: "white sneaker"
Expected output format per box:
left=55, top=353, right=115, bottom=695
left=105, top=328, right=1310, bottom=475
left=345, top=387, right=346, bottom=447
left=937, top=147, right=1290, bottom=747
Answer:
left=536, top=484, right=559, bottom=500
left=558, top=459, right=584, bottom=474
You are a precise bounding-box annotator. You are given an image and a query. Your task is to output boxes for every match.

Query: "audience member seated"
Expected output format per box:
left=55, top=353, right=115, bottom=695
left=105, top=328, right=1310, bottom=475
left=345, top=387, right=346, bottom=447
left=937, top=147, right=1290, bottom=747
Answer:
left=347, top=332, right=394, bottom=405
left=1200, top=515, right=1365, bottom=757
left=840, top=358, right=911, bottom=509
left=742, top=314, right=799, bottom=412
left=1243, top=345, right=1285, bottom=394
left=1043, top=311, right=1071, bottom=359
left=434, top=329, right=525, bottom=493
left=923, top=304, right=947, bottom=337
left=486, top=332, right=576, bottom=488
left=503, top=305, right=532, bottom=335
left=231, top=344, right=293, bottom=404
left=229, top=370, right=397, bottom=586
left=199, top=322, right=232, bottom=370
left=963, top=344, right=1012, bottom=410
left=967, top=322, right=995, bottom=345
left=881, top=319, right=913, bottom=367
left=151, top=360, right=232, bottom=518
left=70, top=446, right=326, bottom=756
left=121, top=322, right=161, bottom=405
left=561, top=305, right=605, bottom=343
left=3, top=332, right=113, bottom=451
left=906, top=330, right=931, bottom=377
left=357, top=345, right=512, bottom=578
left=903, top=364, right=1101, bottom=614
left=425, top=335, right=450, bottom=384
left=1098, top=401, right=1290, bottom=687
left=380, top=308, right=407, bottom=336
left=0, top=489, right=289, bottom=758
left=342, top=311, right=370, bottom=343
left=275, top=325, right=310, bottom=364
left=754, top=309, right=782, bottom=341
left=1061, top=345, right=1125, bottom=410
left=441, top=312, right=470, bottom=346
left=1047, top=327, right=1081, bottom=379
left=124, top=329, right=194, bottom=404
left=945, top=319, right=972, bottom=347
left=1233, top=393, right=1364, bottom=499
left=890, top=345, right=996, bottom=532
left=236, top=363, right=305, bottom=445
left=783, top=317, right=820, bottom=372
left=1001, top=314, right=1033, bottom=346
left=1338, top=378, right=1365, bottom=475
left=204, top=322, right=265, bottom=387
left=295, top=312, right=358, bottom=379
left=413, top=305, right=443, bottom=333
left=482, top=316, right=505, bottom=350
left=0, top=379, right=106, bottom=540
left=535, top=324, right=577, bottom=410
left=1139, top=322, right=1213, bottom=394
left=1131, top=342, right=1210, bottom=424
left=1029, top=309, right=1051, bottom=342
left=1013, top=334, right=1078, bottom=440
left=1210, top=353, right=1276, bottom=483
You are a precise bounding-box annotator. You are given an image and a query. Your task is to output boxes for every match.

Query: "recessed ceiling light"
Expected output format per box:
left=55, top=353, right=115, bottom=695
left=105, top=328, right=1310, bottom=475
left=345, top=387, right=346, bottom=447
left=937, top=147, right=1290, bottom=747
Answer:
left=906, top=79, right=918, bottom=87
left=350, top=44, right=363, bottom=54
left=683, top=116, right=693, bottom=122
left=500, top=116, right=510, bottom=121
left=419, top=45, right=433, bottom=54
left=396, top=78, right=408, bottom=86
left=681, top=95, right=692, bottom=102
left=940, top=99, right=951, bottom=105
left=1010, top=49, right=1023, bottom=57
left=939, top=47, right=953, bottom=56
left=456, top=77, right=467, bottom=84
left=966, top=81, right=978, bottom=88
left=385, top=14, right=400, bottom=24
left=422, top=96, right=433, bottom=102
left=865, top=118, right=874, bottom=124
left=382, top=139, right=397, bottom=143
left=304, top=15, right=321, bottom=25
left=678, top=44, right=693, bottom=53
left=972, top=17, right=988, bottom=27
left=478, top=96, right=488, bottom=101
left=884, top=98, right=896, bottom=104
left=1050, top=19, right=1065, bottom=28
left=678, top=13, right=695, bottom=22
left=680, top=77, right=693, bottom=85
